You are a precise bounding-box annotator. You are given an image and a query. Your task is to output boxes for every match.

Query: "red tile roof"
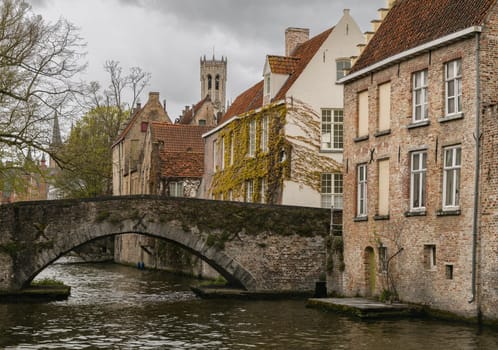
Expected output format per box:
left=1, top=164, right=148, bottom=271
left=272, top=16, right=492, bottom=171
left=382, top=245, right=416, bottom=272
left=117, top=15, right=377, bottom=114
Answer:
left=220, top=80, right=264, bottom=123
left=219, top=26, right=333, bottom=123
left=268, top=55, right=300, bottom=75
left=350, top=0, right=496, bottom=74
left=150, top=123, right=212, bottom=178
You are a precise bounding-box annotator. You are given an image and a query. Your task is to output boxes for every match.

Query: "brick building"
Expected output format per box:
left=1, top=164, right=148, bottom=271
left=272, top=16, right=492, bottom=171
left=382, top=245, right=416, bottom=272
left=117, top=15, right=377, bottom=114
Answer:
left=340, top=0, right=497, bottom=323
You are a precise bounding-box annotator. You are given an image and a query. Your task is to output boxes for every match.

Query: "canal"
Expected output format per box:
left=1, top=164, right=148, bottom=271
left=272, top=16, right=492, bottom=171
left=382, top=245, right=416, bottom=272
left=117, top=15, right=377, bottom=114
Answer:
left=1, top=262, right=497, bottom=349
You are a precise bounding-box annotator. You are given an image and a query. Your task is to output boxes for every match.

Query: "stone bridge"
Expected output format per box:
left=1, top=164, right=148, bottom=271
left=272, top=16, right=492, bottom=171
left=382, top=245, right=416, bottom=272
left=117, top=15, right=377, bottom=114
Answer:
left=0, top=195, right=331, bottom=293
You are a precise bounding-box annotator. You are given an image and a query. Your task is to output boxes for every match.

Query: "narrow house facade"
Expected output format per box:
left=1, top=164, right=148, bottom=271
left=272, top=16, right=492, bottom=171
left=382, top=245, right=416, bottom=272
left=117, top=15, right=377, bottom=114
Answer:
left=340, top=0, right=497, bottom=323
left=202, top=10, right=364, bottom=208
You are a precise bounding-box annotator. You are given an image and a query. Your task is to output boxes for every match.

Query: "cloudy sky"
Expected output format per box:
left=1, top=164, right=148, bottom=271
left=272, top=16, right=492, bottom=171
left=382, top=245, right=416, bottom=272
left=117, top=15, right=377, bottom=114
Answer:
left=30, top=0, right=385, bottom=119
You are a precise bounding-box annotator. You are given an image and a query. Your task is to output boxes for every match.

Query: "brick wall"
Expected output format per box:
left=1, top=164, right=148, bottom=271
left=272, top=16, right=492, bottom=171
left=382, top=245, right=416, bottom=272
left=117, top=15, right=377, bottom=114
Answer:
left=343, top=35, right=486, bottom=319
left=477, top=2, right=498, bottom=322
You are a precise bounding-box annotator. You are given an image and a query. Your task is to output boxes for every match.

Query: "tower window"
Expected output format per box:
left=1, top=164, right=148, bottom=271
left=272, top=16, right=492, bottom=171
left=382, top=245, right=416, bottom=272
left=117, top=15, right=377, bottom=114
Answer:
left=208, top=75, right=212, bottom=90
left=215, top=75, right=220, bottom=90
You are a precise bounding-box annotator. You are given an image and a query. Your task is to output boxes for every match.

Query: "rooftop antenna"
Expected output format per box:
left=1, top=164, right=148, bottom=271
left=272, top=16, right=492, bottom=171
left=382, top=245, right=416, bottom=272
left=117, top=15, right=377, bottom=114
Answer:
left=213, top=46, right=215, bottom=60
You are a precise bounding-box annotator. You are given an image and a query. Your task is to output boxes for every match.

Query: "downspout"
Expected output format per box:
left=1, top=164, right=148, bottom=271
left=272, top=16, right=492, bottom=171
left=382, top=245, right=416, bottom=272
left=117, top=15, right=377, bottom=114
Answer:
left=469, top=32, right=481, bottom=304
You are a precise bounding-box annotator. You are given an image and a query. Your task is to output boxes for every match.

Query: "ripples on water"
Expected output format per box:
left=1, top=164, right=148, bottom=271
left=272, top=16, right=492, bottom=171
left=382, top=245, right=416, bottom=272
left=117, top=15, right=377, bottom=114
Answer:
left=1, top=261, right=497, bottom=349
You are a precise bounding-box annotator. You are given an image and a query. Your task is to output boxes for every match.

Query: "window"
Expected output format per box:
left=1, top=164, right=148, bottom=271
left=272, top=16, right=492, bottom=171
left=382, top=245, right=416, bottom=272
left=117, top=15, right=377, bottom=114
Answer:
left=412, top=70, right=428, bottom=122
left=140, top=121, right=148, bottom=132
left=357, top=164, right=367, bottom=216
left=198, top=119, right=206, bottom=126
left=424, top=245, right=436, bottom=270
left=265, top=74, right=271, bottom=95
left=213, top=139, right=217, bottom=172
left=377, top=159, right=390, bottom=216
left=410, top=151, right=427, bottom=211
left=229, top=132, right=234, bottom=165
left=445, top=264, right=453, bottom=280
left=321, top=109, right=343, bottom=150
left=169, top=182, right=184, bottom=197
left=336, top=59, right=351, bottom=80
left=260, top=177, right=267, bottom=204
left=261, top=115, right=269, bottom=152
left=358, top=91, right=369, bottom=137
left=378, top=82, right=391, bottom=131
left=321, top=173, right=343, bottom=209
left=248, top=119, right=256, bottom=157
left=207, top=74, right=212, bottom=90
left=443, top=146, right=461, bottom=209
left=445, top=59, right=462, bottom=116
left=215, top=75, right=220, bottom=90
left=220, top=137, right=225, bottom=170
left=245, top=179, right=254, bottom=203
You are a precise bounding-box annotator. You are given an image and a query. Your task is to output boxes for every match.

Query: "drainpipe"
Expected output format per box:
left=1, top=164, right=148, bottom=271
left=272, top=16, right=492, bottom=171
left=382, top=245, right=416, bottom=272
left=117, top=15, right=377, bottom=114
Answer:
left=469, top=32, right=481, bottom=305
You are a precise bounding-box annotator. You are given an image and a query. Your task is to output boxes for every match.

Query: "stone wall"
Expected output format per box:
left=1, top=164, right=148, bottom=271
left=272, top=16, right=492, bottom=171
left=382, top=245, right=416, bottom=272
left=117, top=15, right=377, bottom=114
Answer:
left=0, top=196, right=330, bottom=292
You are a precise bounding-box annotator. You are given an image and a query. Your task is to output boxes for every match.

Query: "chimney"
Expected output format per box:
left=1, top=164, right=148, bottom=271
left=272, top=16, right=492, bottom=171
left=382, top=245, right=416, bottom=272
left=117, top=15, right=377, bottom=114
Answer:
left=285, top=27, right=309, bottom=56
left=148, top=91, right=160, bottom=103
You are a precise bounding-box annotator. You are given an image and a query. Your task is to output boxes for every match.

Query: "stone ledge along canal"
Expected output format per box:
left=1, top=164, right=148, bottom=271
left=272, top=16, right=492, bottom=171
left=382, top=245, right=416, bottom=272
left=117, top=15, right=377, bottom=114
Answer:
left=1, top=261, right=497, bottom=349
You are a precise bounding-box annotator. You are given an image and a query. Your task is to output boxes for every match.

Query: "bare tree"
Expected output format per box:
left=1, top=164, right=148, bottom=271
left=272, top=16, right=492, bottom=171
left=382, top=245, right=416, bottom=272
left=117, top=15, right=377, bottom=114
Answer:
left=0, top=0, right=85, bottom=170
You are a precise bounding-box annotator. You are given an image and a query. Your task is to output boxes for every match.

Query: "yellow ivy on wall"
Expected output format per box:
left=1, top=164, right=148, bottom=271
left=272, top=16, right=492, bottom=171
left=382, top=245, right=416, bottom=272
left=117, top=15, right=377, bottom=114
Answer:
left=210, top=103, right=290, bottom=204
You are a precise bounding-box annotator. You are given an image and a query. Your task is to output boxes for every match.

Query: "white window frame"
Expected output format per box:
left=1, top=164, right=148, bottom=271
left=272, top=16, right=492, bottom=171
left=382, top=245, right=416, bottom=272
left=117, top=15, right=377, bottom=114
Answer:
left=261, top=115, right=269, bottom=152
left=410, top=151, right=427, bottom=211
left=212, top=139, right=217, bottom=172
left=169, top=181, right=184, bottom=197
left=248, top=119, right=256, bottom=157
left=336, top=58, right=351, bottom=80
left=442, top=145, right=461, bottom=210
left=412, top=69, right=428, bottom=122
left=260, top=177, right=267, bottom=204
left=357, top=164, right=367, bottom=216
left=321, top=109, right=343, bottom=151
left=321, top=173, right=343, bottom=209
left=229, top=132, right=234, bottom=165
left=245, top=179, right=253, bottom=203
left=220, top=136, right=225, bottom=170
left=445, top=59, right=462, bottom=116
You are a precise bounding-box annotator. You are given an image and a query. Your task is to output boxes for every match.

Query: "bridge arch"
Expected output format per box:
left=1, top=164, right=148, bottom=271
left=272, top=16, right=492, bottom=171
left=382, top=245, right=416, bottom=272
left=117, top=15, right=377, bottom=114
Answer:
left=0, top=196, right=331, bottom=293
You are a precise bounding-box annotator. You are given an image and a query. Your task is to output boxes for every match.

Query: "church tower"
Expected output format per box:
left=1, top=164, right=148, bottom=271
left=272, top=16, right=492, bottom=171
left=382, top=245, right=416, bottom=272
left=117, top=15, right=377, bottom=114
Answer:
left=200, top=55, right=227, bottom=115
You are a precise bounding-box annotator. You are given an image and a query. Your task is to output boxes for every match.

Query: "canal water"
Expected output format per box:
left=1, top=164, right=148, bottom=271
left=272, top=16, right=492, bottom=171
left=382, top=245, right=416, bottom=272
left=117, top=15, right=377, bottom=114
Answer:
left=1, top=262, right=497, bottom=349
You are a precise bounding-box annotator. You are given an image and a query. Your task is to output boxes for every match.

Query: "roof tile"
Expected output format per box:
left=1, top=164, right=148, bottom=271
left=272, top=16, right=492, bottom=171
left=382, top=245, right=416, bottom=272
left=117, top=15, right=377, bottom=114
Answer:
left=351, top=0, right=496, bottom=73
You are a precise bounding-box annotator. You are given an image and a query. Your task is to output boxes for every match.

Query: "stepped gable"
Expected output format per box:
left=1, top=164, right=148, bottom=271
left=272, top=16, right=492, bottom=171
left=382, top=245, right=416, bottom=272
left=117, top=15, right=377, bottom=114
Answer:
left=274, top=26, right=334, bottom=100
left=220, top=80, right=264, bottom=124
left=150, top=123, right=212, bottom=178
left=351, top=0, right=496, bottom=74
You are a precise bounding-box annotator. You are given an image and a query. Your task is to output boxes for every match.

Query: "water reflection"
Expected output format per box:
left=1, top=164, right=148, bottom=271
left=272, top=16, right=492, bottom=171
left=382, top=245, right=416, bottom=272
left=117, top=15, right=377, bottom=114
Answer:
left=0, top=262, right=497, bottom=349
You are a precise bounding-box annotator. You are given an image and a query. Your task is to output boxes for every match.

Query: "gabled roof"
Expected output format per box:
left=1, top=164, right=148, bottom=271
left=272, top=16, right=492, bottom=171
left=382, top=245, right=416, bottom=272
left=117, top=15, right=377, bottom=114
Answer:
left=112, top=92, right=171, bottom=147
left=177, top=95, right=211, bottom=125
left=267, top=55, right=300, bottom=75
left=220, top=80, right=264, bottom=123
left=219, top=26, right=334, bottom=124
left=150, top=123, right=213, bottom=178
left=350, top=0, right=496, bottom=74
left=274, top=27, right=333, bottom=100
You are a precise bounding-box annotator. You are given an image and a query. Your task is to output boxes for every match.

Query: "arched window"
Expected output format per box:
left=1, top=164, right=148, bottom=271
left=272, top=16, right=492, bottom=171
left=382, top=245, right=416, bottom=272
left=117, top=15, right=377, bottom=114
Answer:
left=207, top=75, right=212, bottom=90
left=215, top=75, right=220, bottom=90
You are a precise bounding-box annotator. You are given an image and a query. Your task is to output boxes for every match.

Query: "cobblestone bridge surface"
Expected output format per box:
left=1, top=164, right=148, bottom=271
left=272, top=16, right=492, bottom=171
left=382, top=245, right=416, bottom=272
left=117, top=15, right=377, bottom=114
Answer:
left=0, top=195, right=330, bottom=292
